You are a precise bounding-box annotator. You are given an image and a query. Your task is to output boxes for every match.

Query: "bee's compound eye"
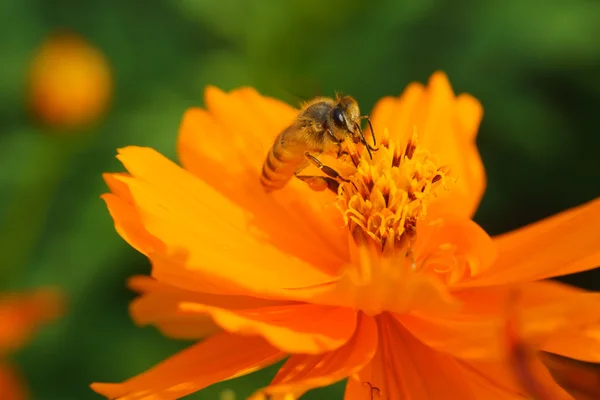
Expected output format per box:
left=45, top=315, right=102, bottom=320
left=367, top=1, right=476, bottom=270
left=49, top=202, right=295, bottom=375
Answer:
left=332, top=107, right=346, bottom=128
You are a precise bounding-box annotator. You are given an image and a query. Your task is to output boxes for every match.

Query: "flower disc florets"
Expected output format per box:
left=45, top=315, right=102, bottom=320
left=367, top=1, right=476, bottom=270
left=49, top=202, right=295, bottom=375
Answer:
left=338, top=129, right=451, bottom=258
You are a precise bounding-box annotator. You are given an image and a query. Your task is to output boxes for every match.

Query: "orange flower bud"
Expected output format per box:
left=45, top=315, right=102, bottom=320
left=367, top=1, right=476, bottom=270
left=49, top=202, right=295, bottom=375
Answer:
left=27, top=32, right=112, bottom=130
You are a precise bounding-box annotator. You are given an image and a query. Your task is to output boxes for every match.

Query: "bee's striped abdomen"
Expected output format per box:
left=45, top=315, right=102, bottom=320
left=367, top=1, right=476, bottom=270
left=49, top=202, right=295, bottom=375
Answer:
left=260, top=132, right=304, bottom=191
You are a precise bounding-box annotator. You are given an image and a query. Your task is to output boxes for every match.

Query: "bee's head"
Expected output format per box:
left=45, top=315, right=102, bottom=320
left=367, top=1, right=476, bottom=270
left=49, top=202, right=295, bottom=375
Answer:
left=331, top=95, right=377, bottom=159
left=332, top=96, right=360, bottom=135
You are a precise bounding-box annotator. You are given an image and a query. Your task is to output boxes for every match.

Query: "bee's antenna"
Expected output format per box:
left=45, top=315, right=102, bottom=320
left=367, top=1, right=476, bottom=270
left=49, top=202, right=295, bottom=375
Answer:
left=364, top=135, right=373, bottom=159
left=365, top=116, right=377, bottom=148
left=356, top=123, right=373, bottom=159
left=357, top=116, right=379, bottom=157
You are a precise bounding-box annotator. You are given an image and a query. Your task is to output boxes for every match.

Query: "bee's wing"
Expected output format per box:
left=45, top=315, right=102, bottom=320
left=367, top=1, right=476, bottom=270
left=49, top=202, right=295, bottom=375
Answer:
left=269, top=77, right=323, bottom=107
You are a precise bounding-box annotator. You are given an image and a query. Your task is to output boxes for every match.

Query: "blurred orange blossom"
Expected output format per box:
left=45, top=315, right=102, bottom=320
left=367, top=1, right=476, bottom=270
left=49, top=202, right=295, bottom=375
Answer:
left=27, top=31, right=112, bottom=130
left=92, top=72, right=600, bottom=399
left=0, top=290, right=63, bottom=399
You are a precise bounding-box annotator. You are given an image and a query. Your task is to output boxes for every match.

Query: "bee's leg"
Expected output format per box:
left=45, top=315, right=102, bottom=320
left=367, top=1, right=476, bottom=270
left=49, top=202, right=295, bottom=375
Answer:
left=296, top=152, right=358, bottom=193
left=304, top=152, right=351, bottom=183
left=294, top=175, right=340, bottom=193
left=291, top=152, right=345, bottom=194
left=337, top=147, right=360, bottom=167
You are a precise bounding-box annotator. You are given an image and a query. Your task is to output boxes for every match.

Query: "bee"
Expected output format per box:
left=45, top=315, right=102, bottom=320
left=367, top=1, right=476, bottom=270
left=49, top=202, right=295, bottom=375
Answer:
left=260, top=95, right=377, bottom=193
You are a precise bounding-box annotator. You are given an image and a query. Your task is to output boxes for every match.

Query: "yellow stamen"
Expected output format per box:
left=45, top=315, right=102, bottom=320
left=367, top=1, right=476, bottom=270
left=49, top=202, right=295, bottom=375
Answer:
left=337, top=128, right=452, bottom=260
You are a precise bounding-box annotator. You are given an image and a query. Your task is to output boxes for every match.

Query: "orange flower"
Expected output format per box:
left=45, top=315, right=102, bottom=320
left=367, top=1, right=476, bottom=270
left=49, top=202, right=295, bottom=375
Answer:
left=0, top=290, right=63, bottom=399
left=28, top=31, right=112, bottom=130
left=92, top=72, right=600, bottom=399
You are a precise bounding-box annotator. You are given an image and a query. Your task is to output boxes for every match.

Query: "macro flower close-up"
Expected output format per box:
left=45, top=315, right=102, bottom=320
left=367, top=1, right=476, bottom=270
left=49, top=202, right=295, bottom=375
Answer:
left=91, top=72, right=600, bottom=399
left=0, top=290, right=62, bottom=399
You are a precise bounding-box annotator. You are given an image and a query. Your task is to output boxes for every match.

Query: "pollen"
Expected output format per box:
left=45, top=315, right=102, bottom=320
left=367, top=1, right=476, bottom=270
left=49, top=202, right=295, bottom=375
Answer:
left=337, top=129, right=452, bottom=258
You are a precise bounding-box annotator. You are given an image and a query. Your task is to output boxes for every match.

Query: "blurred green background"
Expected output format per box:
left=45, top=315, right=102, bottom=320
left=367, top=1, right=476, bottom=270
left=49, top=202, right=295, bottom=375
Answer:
left=2, top=0, right=600, bottom=398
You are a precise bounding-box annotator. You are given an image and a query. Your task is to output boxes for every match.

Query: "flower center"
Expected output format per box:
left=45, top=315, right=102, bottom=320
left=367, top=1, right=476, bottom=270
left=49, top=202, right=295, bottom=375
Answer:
left=337, top=129, right=451, bottom=259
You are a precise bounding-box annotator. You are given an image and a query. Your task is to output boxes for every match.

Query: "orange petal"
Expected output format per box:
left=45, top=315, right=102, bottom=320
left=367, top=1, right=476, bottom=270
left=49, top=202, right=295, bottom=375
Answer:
left=345, top=313, right=481, bottom=400
left=0, top=363, right=27, bottom=400
left=130, top=275, right=358, bottom=354
left=176, top=303, right=356, bottom=355
left=0, top=289, right=63, bottom=354
left=503, top=295, right=577, bottom=400
left=461, top=358, right=573, bottom=400
left=90, top=333, right=284, bottom=400
left=346, top=355, right=572, bottom=400
left=369, top=72, right=485, bottom=219
left=415, top=215, right=497, bottom=286
left=129, top=275, right=259, bottom=340
left=105, top=146, right=338, bottom=298
left=400, top=280, right=600, bottom=361
left=452, top=359, right=538, bottom=399
left=310, top=216, right=493, bottom=316
left=248, top=313, right=377, bottom=399
left=303, top=238, right=459, bottom=316
left=542, top=327, right=600, bottom=363
left=129, top=275, right=290, bottom=309
left=177, top=88, right=349, bottom=267
left=104, top=172, right=134, bottom=202
left=102, top=193, right=163, bottom=257
left=399, top=311, right=501, bottom=361
left=370, top=83, right=424, bottom=147
left=346, top=315, right=572, bottom=400
left=537, top=285, right=600, bottom=363
left=539, top=352, right=600, bottom=400
left=458, top=197, right=600, bottom=288
left=178, top=87, right=295, bottom=183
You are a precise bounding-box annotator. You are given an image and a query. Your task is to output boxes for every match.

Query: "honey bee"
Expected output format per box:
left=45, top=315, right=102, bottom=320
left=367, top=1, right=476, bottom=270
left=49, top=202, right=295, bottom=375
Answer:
left=260, top=95, right=377, bottom=192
